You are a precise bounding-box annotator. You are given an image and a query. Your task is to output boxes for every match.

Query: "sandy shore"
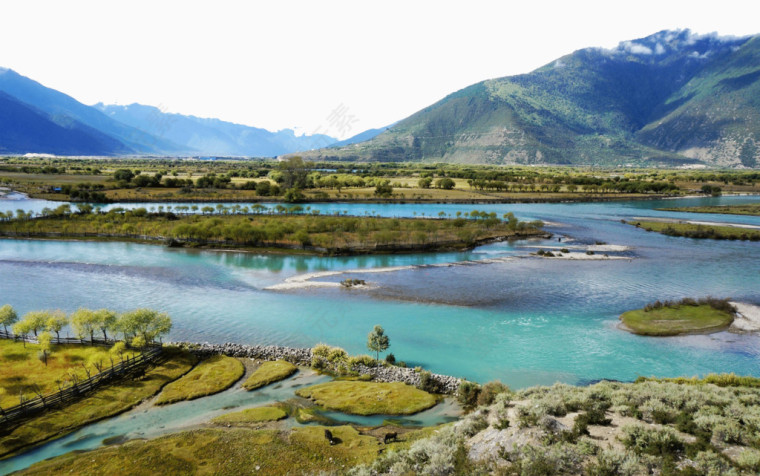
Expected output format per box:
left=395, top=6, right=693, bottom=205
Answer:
left=729, top=302, right=760, bottom=333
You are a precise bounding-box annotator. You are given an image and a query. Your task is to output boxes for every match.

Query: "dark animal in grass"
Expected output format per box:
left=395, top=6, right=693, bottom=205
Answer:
left=384, top=432, right=398, bottom=444
left=324, top=429, right=338, bottom=445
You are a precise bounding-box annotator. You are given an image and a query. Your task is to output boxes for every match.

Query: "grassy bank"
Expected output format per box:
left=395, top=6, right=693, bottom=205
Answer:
left=0, top=347, right=196, bottom=459
left=211, top=405, right=288, bottom=425
left=619, top=298, right=736, bottom=336
left=295, top=381, right=438, bottom=415
left=628, top=219, right=760, bottom=241
left=0, top=339, right=139, bottom=409
left=155, top=354, right=244, bottom=405
left=658, top=204, right=760, bottom=216
left=0, top=209, right=546, bottom=254
left=242, top=360, right=297, bottom=390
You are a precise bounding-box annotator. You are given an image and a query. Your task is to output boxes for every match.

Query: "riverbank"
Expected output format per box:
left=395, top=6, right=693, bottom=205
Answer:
left=172, top=341, right=462, bottom=394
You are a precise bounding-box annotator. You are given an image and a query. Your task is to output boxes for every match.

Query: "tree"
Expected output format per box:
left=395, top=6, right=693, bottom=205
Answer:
left=435, top=178, right=455, bottom=190
left=374, top=180, right=393, bottom=197
left=113, top=169, right=135, bottom=182
left=276, top=156, right=310, bottom=189
left=20, top=311, right=48, bottom=337
left=93, top=309, right=118, bottom=340
left=38, top=331, right=52, bottom=366
left=366, top=325, right=390, bottom=364
left=45, top=311, right=68, bottom=342
left=0, top=304, right=18, bottom=334
left=12, top=320, right=31, bottom=347
left=70, top=308, right=97, bottom=343
left=418, top=177, right=433, bottom=189
left=110, top=341, right=127, bottom=364
left=118, top=309, right=172, bottom=346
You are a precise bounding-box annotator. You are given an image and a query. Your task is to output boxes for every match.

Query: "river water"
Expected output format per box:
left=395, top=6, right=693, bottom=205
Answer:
left=1, top=195, right=759, bottom=386
left=1, top=193, right=760, bottom=473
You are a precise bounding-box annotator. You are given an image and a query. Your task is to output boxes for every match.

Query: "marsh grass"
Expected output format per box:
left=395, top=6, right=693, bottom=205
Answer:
left=155, top=354, right=244, bottom=405
left=211, top=405, right=288, bottom=425
left=0, top=339, right=139, bottom=409
left=295, top=381, right=437, bottom=415
left=242, top=360, right=297, bottom=390
left=0, top=347, right=196, bottom=459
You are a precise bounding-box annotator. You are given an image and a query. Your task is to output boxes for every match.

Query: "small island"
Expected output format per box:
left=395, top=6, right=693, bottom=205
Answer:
left=0, top=206, right=547, bottom=255
left=619, top=297, right=737, bottom=336
left=626, top=219, right=760, bottom=241
left=657, top=204, right=760, bottom=216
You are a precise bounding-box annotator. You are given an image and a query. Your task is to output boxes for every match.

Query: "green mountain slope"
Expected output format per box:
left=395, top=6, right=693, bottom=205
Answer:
left=302, top=30, right=760, bottom=167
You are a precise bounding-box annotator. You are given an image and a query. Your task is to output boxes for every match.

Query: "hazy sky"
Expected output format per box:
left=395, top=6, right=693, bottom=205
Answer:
left=1, top=0, right=757, bottom=138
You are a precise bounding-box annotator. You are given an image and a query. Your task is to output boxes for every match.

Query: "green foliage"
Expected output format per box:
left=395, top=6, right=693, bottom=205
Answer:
left=0, top=304, right=18, bottom=333
left=456, top=381, right=481, bottom=408
left=620, top=424, right=684, bottom=457
left=366, top=325, right=390, bottom=362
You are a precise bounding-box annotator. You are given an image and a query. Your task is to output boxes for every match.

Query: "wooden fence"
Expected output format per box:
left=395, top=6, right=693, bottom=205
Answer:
left=0, top=335, right=162, bottom=426
left=0, top=329, right=123, bottom=347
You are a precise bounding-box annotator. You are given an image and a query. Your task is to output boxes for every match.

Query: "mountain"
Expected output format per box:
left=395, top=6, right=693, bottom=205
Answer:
left=0, top=68, right=183, bottom=154
left=0, top=91, right=126, bottom=155
left=299, top=30, right=760, bottom=167
left=328, top=125, right=394, bottom=148
left=94, top=103, right=337, bottom=157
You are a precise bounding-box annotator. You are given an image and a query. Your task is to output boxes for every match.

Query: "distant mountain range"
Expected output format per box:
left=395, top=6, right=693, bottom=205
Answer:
left=0, top=68, right=338, bottom=157
left=300, top=30, right=760, bottom=167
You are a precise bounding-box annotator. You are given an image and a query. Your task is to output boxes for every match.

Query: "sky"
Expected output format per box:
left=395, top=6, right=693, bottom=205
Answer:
left=1, top=0, right=758, bottom=139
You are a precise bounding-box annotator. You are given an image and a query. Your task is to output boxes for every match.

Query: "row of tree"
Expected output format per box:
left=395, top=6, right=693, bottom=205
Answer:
left=0, top=305, right=172, bottom=352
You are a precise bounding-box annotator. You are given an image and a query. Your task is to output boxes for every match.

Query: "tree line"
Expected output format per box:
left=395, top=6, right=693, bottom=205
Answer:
left=1, top=304, right=172, bottom=365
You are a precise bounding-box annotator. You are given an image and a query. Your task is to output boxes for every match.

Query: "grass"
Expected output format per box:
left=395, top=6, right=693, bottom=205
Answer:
left=0, top=339, right=139, bottom=409
left=657, top=204, right=760, bottom=216
left=0, top=209, right=545, bottom=254
left=619, top=304, right=735, bottom=336
left=295, top=381, right=438, bottom=415
left=629, top=219, right=760, bottom=240
left=211, top=405, right=288, bottom=425
left=242, top=360, right=297, bottom=390
left=155, top=354, right=244, bottom=405
left=19, top=426, right=381, bottom=475
left=0, top=347, right=196, bottom=459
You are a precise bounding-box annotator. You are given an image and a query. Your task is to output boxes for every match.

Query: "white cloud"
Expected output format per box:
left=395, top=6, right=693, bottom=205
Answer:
left=620, top=41, right=653, bottom=55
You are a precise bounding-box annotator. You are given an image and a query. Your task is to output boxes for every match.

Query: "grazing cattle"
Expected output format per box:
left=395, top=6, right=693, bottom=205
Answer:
left=384, top=432, right=397, bottom=444
left=324, top=429, right=337, bottom=445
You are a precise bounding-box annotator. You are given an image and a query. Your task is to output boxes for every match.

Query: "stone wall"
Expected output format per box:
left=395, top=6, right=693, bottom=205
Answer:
left=170, top=341, right=461, bottom=393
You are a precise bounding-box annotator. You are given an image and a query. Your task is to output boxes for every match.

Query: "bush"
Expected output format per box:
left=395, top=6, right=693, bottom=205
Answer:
left=456, top=381, right=481, bottom=408
left=418, top=370, right=443, bottom=394
left=620, top=424, right=684, bottom=457
left=384, top=353, right=396, bottom=365
left=347, top=354, right=375, bottom=368
left=477, top=381, right=509, bottom=406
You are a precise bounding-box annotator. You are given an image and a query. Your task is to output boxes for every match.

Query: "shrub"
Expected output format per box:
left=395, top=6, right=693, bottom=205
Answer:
left=477, top=381, right=509, bottom=406
left=384, top=353, right=396, bottom=365
left=456, top=381, right=481, bottom=408
left=737, top=448, right=760, bottom=472
left=312, top=343, right=331, bottom=358
left=347, top=354, right=375, bottom=368
left=327, top=347, right=348, bottom=362
left=620, top=424, right=684, bottom=457
left=418, top=370, right=443, bottom=394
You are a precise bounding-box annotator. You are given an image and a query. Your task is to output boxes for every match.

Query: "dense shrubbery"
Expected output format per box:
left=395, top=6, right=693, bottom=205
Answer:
left=643, top=297, right=737, bottom=314
left=352, top=376, right=760, bottom=475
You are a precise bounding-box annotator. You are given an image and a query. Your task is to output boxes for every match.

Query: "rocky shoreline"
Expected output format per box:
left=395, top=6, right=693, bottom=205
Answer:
left=170, top=341, right=461, bottom=394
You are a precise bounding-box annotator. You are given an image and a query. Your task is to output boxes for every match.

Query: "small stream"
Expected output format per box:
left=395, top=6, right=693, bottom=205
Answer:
left=0, top=369, right=461, bottom=475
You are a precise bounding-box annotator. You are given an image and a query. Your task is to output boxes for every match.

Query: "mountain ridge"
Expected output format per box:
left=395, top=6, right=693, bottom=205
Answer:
left=297, top=29, right=760, bottom=167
